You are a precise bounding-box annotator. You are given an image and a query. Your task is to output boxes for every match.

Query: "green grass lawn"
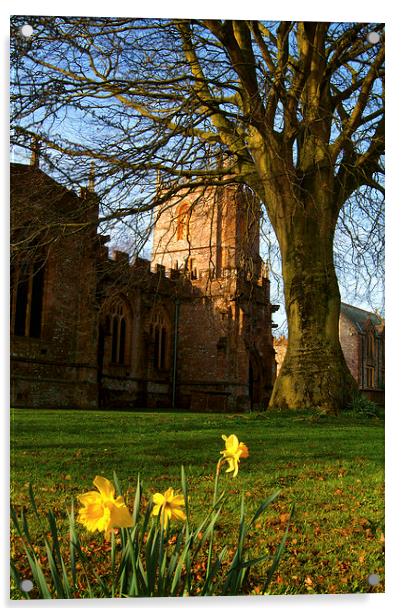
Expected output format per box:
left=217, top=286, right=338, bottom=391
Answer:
left=10, top=407, right=385, bottom=596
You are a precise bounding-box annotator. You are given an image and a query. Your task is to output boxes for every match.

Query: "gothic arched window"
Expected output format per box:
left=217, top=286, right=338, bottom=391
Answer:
left=150, top=308, right=170, bottom=370
left=109, top=299, right=130, bottom=365
left=12, top=259, right=45, bottom=338
left=367, top=331, right=375, bottom=360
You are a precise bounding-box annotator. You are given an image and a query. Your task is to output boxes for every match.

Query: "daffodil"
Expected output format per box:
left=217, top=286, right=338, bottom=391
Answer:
left=77, top=476, right=133, bottom=539
left=220, top=434, right=249, bottom=477
left=152, top=487, right=186, bottom=527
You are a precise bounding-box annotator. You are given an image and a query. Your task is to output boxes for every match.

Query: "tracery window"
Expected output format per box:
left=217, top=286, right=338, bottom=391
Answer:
left=366, top=331, right=375, bottom=360
left=12, top=259, right=45, bottom=338
left=109, top=299, right=129, bottom=365
left=150, top=309, right=170, bottom=370
left=363, top=329, right=379, bottom=389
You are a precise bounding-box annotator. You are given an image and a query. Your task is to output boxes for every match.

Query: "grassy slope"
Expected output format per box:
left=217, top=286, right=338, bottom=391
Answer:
left=10, top=408, right=385, bottom=595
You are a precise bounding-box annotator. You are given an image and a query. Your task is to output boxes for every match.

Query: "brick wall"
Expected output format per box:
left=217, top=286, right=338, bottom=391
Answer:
left=10, top=164, right=99, bottom=408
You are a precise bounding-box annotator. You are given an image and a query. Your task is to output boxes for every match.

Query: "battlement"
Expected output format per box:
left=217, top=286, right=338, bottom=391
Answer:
left=107, top=248, right=271, bottom=293
left=107, top=250, right=189, bottom=282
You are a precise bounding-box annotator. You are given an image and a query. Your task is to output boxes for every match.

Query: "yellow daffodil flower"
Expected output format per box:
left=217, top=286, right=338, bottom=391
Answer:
left=220, top=434, right=249, bottom=477
left=77, top=476, right=133, bottom=539
left=152, top=487, right=186, bottom=527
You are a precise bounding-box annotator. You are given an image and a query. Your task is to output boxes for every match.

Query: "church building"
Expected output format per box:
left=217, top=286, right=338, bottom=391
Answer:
left=10, top=159, right=278, bottom=411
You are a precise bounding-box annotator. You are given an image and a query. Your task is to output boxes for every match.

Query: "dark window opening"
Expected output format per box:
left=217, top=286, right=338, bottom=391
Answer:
left=367, top=333, right=375, bottom=360
left=111, top=316, right=119, bottom=363
left=14, top=277, right=29, bottom=336
left=151, top=311, right=169, bottom=371
left=154, top=325, right=160, bottom=369
left=29, top=266, right=44, bottom=337
left=109, top=306, right=128, bottom=366
left=13, top=261, right=44, bottom=338
left=119, top=317, right=126, bottom=365
left=153, top=326, right=166, bottom=370
left=160, top=326, right=166, bottom=369
left=189, top=258, right=197, bottom=280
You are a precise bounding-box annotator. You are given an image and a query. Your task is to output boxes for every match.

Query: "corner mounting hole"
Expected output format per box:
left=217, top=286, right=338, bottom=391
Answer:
left=20, top=578, right=34, bottom=592
left=20, top=24, right=34, bottom=38
left=367, top=573, right=380, bottom=586
left=367, top=32, right=380, bottom=45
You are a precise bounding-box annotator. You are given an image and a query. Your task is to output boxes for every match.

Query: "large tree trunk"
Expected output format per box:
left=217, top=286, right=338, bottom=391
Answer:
left=268, top=205, right=358, bottom=413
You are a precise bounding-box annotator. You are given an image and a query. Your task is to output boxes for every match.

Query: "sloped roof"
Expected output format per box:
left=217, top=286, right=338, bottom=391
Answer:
left=340, top=302, right=384, bottom=333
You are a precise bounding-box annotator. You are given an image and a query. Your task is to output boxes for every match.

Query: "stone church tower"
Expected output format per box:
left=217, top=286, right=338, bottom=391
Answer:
left=151, top=182, right=277, bottom=410
left=152, top=182, right=261, bottom=280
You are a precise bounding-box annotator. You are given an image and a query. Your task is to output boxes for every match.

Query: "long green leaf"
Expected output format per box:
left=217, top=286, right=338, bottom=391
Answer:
left=249, top=490, right=281, bottom=526
left=28, top=483, right=41, bottom=522
left=137, top=556, right=148, bottom=595
left=46, top=509, right=73, bottom=598
left=10, top=505, right=22, bottom=537
left=12, top=514, right=52, bottom=599
left=192, top=506, right=223, bottom=562
left=262, top=503, right=295, bottom=594
left=67, top=503, right=77, bottom=588
left=44, top=538, right=66, bottom=598
left=20, top=508, right=33, bottom=547
left=170, top=533, right=194, bottom=596
left=132, top=474, right=142, bottom=526
left=140, top=500, right=153, bottom=543
left=145, top=521, right=159, bottom=595
left=26, top=550, right=52, bottom=599
left=165, top=527, right=184, bottom=589
left=113, top=471, right=122, bottom=496
left=201, top=545, right=228, bottom=596
left=47, top=511, right=62, bottom=564
left=124, top=528, right=139, bottom=597
left=223, top=494, right=247, bottom=594
left=110, top=530, right=116, bottom=598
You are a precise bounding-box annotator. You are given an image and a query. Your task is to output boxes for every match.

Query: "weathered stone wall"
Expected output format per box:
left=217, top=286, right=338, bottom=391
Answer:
left=338, top=313, right=360, bottom=383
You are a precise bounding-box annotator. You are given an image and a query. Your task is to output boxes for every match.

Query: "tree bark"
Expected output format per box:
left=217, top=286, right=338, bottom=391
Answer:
left=268, top=202, right=358, bottom=413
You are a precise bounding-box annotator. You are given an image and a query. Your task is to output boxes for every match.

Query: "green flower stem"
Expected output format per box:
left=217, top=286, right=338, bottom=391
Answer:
left=213, top=457, right=224, bottom=507
left=110, top=530, right=116, bottom=598
left=206, top=456, right=224, bottom=582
